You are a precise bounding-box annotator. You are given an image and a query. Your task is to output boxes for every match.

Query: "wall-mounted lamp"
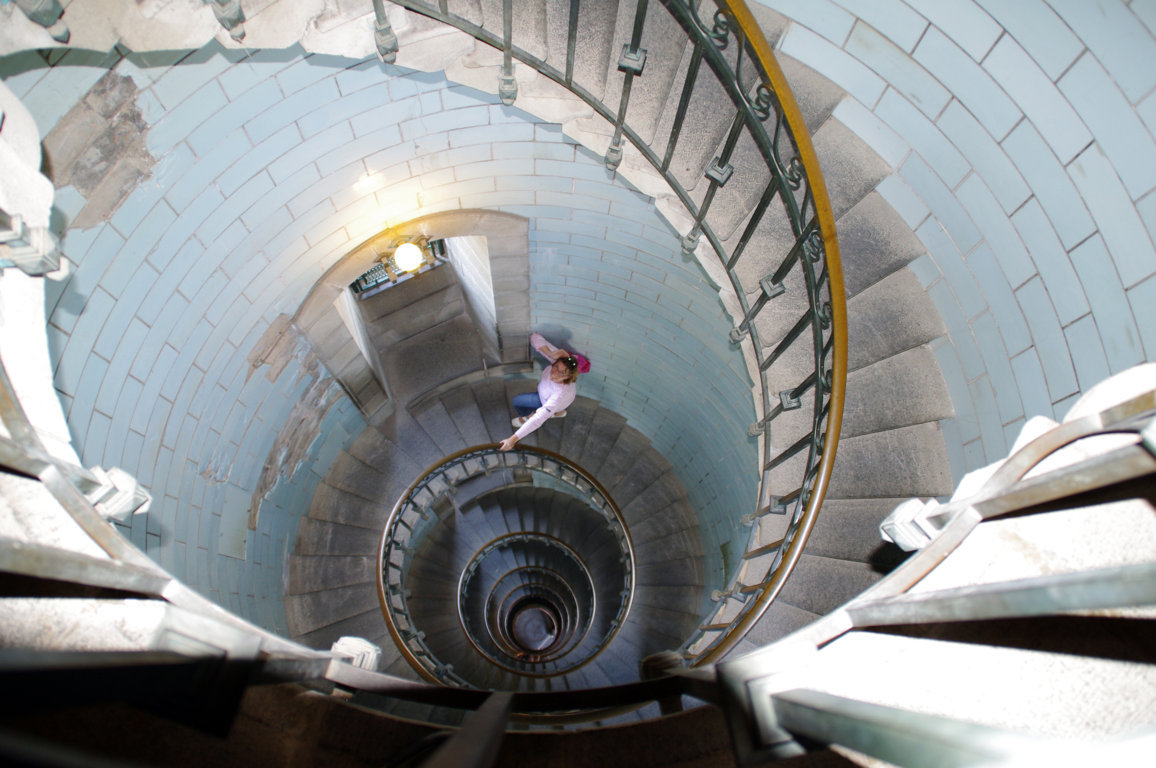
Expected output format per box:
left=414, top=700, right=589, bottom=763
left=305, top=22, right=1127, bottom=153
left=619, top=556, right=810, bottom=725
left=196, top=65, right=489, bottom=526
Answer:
left=392, top=241, right=424, bottom=273
left=350, top=238, right=446, bottom=297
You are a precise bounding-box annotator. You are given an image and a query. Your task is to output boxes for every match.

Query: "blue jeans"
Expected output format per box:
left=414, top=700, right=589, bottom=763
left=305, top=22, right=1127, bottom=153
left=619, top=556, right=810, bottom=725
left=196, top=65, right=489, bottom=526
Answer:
left=513, top=392, right=542, bottom=417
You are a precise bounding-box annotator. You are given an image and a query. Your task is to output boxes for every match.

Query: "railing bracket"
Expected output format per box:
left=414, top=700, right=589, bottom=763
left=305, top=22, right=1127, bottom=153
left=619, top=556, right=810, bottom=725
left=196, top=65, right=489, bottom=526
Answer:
left=706, top=158, right=734, bottom=186
left=779, top=390, right=801, bottom=411
left=760, top=276, right=786, bottom=300
left=618, top=45, right=647, bottom=74
left=498, top=72, right=518, bottom=105
left=729, top=326, right=749, bottom=343
left=680, top=230, right=700, bottom=260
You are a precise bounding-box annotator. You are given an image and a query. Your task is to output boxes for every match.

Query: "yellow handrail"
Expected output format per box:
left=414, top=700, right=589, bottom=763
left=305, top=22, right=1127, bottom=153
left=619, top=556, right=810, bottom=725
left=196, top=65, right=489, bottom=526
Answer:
left=686, top=0, right=846, bottom=665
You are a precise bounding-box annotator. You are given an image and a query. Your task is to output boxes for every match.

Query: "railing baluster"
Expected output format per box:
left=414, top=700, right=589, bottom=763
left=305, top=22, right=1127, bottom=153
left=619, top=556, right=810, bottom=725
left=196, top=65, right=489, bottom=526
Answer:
left=662, top=39, right=705, bottom=172
left=760, top=310, right=814, bottom=372
left=499, top=0, right=516, bottom=103
left=765, top=431, right=811, bottom=472
left=605, top=0, right=649, bottom=169
left=682, top=111, right=744, bottom=248
left=565, top=0, right=580, bottom=83
left=725, top=178, right=781, bottom=270
left=729, top=220, right=818, bottom=342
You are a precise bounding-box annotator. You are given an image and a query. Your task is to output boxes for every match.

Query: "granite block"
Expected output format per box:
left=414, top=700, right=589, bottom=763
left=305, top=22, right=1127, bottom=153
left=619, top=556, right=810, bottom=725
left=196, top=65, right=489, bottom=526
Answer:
left=902, top=155, right=981, bottom=253
left=1015, top=277, right=1078, bottom=401
left=779, top=24, right=887, bottom=107
left=940, top=103, right=1029, bottom=213
left=984, top=36, right=1091, bottom=164
left=1003, top=122, right=1095, bottom=250
left=1008, top=198, right=1088, bottom=325
left=1068, top=235, right=1145, bottom=373
left=1010, top=347, right=1054, bottom=419
left=971, top=311, right=1023, bottom=425
left=914, top=28, right=1019, bottom=139
left=975, top=0, right=1083, bottom=80
left=965, top=242, right=1032, bottom=355
left=1063, top=314, right=1112, bottom=393
left=1059, top=53, right=1156, bottom=199
left=1047, top=0, right=1156, bottom=102
left=1127, top=275, right=1156, bottom=360
left=1068, top=143, right=1156, bottom=288
left=847, top=23, right=951, bottom=119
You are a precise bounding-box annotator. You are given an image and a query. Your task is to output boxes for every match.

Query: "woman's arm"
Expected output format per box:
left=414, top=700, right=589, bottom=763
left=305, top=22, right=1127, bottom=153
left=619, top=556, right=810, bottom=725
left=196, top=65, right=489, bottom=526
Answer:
left=530, top=332, right=568, bottom=362
left=499, top=387, right=573, bottom=451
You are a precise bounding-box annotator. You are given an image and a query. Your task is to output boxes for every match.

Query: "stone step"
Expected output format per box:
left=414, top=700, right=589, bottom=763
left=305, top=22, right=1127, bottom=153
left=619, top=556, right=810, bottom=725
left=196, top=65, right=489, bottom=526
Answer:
left=284, top=582, right=380, bottom=640
left=837, top=192, right=928, bottom=300
left=471, top=375, right=515, bottom=443
left=305, top=482, right=388, bottom=532
left=813, top=116, right=894, bottom=220
left=0, top=472, right=110, bottom=560
left=828, top=422, right=954, bottom=501
left=731, top=600, right=823, bottom=657
left=798, top=630, right=1156, bottom=741
left=410, top=399, right=468, bottom=457
left=805, top=498, right=910, bottom=569
left=775, top=553, right=881, bottom=617
left=847, top=267, right=947, bottom=373
left=842, top=345, right=954, bottom=439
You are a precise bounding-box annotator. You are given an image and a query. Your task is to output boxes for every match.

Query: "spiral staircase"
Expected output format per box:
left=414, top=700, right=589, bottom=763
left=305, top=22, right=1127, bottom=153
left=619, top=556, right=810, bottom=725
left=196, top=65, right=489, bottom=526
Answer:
left=2, top=1, right=1155, bottom=766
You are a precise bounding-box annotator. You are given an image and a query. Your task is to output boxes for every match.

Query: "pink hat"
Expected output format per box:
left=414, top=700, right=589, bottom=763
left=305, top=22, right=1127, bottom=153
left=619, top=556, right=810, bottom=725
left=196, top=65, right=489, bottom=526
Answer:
left=572, top=352, right=591, bottom=374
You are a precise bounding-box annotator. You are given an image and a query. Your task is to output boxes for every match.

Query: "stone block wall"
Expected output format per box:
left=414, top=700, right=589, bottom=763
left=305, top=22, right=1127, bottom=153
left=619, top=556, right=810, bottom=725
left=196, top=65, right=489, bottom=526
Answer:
left=753, top=0, right=1156, bottom=480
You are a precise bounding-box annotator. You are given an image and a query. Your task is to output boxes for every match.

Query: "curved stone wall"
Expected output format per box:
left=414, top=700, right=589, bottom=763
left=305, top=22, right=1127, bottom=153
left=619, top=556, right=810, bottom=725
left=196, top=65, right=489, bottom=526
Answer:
left=751, top=0, right=1156, bottom=480
left=1, top=46, right=754, bottom=630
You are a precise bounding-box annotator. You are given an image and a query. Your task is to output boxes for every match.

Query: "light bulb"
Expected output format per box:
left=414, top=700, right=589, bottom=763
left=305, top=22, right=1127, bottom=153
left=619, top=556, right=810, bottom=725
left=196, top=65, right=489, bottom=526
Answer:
left=393, top=242, right=423, bottom=272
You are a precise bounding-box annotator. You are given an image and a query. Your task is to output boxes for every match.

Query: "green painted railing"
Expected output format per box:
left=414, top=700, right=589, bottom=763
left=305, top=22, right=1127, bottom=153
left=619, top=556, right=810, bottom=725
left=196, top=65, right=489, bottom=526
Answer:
left=380, top=0, right=846, bottom=664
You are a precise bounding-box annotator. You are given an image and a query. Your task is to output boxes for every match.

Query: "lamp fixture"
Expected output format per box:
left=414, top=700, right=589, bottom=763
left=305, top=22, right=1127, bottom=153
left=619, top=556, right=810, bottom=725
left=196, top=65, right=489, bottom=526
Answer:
left=393, top=241, right=424, bottom=273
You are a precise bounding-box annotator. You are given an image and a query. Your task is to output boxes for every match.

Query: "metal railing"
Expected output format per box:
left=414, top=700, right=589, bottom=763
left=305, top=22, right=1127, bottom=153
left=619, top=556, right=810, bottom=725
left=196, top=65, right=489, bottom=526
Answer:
left=382, top=0, right=845, bottom=665
left=714, top=385, right=1156, bottom=766
left=459, top=532, right=597, bottom=675
left=375, top=444, right=635, bottom=684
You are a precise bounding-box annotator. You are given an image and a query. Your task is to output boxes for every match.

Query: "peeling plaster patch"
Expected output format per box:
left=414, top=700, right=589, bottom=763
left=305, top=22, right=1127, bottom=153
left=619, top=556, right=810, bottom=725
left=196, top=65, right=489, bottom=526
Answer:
left=247, top=314, right=348, bottom=530
left=41, top=70, right=154, bottom=229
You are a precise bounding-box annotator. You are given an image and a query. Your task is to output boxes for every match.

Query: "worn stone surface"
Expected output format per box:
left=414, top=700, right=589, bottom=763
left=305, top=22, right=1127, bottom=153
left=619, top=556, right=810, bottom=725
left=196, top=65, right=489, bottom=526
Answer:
left=41, top=70, right=153, bottom=229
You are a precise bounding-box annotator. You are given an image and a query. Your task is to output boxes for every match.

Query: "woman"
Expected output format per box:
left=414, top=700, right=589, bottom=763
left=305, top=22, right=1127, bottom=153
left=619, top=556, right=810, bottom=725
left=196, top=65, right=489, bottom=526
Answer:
left=499, top=333, right=589, bottom=451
